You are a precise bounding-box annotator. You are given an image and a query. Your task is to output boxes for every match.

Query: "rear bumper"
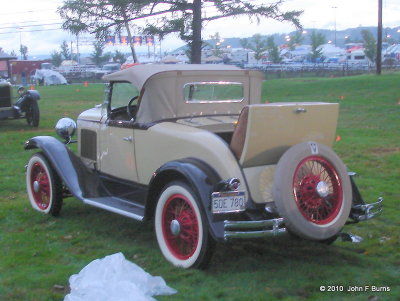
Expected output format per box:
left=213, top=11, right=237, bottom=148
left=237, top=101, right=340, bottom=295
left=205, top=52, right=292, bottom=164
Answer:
left=348, top=173, right=384, bottom=223
left=350, top=197, right=384, bottom=222
left=223, top=218, right=286, bottom=240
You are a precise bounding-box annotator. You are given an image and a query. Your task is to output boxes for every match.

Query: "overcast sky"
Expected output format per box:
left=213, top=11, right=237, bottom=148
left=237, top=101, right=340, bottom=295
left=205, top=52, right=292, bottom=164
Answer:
left=0, top=0, right=399, bottom=57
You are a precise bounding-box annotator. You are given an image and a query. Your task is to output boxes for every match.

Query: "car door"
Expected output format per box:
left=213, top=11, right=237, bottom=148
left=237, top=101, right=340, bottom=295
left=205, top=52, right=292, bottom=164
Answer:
left=98, top=82, right=140, bottom=183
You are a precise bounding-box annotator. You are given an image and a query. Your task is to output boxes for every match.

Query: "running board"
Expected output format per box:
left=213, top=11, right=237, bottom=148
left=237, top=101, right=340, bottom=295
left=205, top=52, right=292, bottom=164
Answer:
left=83, top=196, right=145, bottom=221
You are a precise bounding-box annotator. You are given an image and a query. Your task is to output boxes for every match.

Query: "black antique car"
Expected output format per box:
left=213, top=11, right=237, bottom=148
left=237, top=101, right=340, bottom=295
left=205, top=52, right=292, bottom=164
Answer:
left=0, top=80, right=40, bottom=127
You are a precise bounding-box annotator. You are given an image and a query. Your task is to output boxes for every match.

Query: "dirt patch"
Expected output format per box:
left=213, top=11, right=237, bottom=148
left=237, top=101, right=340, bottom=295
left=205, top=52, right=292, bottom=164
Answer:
left=368, top=147, right=400, bottom=155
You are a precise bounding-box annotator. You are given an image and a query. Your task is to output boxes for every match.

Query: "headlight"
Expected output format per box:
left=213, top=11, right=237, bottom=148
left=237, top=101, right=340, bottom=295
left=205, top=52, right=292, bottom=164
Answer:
left=55, top=118, right=77, bottom=144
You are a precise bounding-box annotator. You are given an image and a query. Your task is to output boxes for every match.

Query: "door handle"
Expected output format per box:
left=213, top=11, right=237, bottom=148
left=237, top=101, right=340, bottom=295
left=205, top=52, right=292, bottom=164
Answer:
left=123, top=136, right=133, bottom=142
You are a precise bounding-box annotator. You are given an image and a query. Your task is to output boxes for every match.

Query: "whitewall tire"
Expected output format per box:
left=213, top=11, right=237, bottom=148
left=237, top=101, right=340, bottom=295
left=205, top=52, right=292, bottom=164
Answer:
left=155, top=181, right=214, bottom=268
left=26, top=152, right=63, bottom=216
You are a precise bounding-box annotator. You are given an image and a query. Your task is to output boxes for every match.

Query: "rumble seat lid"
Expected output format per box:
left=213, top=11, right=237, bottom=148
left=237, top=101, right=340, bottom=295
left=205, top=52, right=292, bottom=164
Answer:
left=239, top=102, right=339, bottom=167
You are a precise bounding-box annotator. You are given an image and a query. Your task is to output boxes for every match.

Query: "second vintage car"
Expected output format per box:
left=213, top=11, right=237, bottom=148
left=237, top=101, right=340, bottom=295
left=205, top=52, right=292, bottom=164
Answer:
left=24, top=64, right=382, bottom=268
left=0, top=80, right=40, bottom=127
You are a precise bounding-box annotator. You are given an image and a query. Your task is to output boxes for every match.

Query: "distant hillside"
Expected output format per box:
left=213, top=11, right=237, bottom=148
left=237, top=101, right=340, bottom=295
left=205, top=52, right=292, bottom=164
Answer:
left=173, top=26, right=399, bottom=52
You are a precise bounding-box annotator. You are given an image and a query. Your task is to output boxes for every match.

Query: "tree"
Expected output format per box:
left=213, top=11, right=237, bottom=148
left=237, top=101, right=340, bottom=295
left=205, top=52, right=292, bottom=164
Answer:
left=240, top=38, right=251, bottom=50
left=20, top=45, right=28, bottom=60
left=361, top=29, right=376, bottom=63
left=287, top=31, right=304, bottom=50
left=310, top=31, right=326, bottom=62
left=246, top=34, right=268, bottom=63
left=209, top=32, right=224, bottom=57
left=60, top=0, right=302, bottom=64
left=60, top=40, right=72, bottom=60
left=51, top=51, right=63, bottom=67
left=113, top=50, right=127, bottom=64
left=267, top=36, right=281, bottom=63
left=59, top=0, right=144, bottom=63
left=90, top=41, right=111, bottom=66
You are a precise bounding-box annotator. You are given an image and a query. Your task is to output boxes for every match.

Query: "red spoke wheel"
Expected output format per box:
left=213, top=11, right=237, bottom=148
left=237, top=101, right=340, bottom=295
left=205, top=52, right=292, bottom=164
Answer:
left=273, top=142, right=352, bottom=241
left=293, top=156, right=343, bottom=225
left=26, top=153, right=63, bottom=216
left=155, top=181, right=214, bottom=268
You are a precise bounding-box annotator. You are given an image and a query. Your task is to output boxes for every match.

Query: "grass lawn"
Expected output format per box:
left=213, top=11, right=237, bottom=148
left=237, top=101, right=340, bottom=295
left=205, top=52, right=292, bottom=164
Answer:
left=0, top=74, right=399, bottom=300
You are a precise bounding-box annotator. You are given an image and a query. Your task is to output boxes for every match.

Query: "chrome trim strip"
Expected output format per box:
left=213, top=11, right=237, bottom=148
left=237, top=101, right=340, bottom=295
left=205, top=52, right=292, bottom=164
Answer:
left=83, top=199, right=144, bottom=222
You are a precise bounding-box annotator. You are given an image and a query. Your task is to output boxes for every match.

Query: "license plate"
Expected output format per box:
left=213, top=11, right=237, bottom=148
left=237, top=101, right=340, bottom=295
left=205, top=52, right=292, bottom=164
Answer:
left=212, top=191, right=246, bottom=214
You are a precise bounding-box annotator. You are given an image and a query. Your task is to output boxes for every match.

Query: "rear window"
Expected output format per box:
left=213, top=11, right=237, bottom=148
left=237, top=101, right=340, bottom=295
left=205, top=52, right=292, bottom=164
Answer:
left=184, top=82, right=243, bottom=103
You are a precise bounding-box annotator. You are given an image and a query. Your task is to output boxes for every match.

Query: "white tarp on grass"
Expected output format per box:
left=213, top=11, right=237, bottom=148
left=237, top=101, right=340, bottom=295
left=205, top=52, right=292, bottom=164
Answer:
left=34, top=69, right=68, bottom=85
left=64, top=253, right=177, bottom=301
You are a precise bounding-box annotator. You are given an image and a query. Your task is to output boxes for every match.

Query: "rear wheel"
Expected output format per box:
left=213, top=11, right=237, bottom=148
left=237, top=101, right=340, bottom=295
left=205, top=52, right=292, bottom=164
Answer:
left=273, top=142, right=352, bottom=241
left=155, top=181, right=215, bottom=268
left=26, top=153, right=63, bottom=216
left=26, top=100, right=40, bottom=127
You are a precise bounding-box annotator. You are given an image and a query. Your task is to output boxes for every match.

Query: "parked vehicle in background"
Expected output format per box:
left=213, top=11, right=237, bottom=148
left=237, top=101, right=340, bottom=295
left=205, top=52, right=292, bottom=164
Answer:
left=95, top=63, right=121, bottom=79
left=24, top=64, right=383, bottom=268
left=0, top=80, right=40, bottom=126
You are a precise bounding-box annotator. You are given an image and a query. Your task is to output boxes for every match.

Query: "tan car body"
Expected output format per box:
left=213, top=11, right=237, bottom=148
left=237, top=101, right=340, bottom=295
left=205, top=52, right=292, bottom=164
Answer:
left=77, top=65, right=338, bottom=204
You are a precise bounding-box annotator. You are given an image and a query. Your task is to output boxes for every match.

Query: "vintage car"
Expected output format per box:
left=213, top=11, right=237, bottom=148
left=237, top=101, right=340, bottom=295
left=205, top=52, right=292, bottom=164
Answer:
left=0, top=80, right=40, bottom=127
left=24, top=64, right=383, bottom=268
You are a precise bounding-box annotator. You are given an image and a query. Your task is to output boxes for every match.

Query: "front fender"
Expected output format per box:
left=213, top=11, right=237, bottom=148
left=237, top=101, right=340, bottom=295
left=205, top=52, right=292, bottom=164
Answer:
left=16, top=90, right=41, bottom=112
left=147, top=158, right=226, bottom=241
left=24, top=136, right=106, bottom=200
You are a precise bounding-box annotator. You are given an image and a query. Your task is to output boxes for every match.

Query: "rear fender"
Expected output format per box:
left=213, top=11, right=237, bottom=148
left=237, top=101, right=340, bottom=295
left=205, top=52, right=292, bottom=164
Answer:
left=24, top=136, right=106, bottom=200
left=146, top=158, right=226, bottom=241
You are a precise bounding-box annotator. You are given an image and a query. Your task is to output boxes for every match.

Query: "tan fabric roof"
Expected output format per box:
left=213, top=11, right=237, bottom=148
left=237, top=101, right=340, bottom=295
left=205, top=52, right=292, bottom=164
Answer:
left=103, top=64, right=265, bottom=124
left=103, top=64, right=241, bottom=90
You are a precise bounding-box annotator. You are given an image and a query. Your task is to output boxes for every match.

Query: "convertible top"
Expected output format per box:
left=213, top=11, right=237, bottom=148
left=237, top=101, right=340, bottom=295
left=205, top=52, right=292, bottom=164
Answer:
left=103, top=64, right=242, bottom=90
left=104, top=64, right=264, bottom=124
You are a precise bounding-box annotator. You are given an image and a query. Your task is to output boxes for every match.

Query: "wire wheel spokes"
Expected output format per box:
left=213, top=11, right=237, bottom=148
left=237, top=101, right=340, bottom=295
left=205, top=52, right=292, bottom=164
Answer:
left=293, top=156, right=343, bottom=225
left=30, top=162, right=51, bottom=209
left=162, top=194, right=199, bottom=260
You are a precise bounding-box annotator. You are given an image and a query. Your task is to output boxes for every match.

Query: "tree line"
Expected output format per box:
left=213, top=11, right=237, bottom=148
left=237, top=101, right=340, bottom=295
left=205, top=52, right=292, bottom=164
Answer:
left=50, top=40, right=127, bottom=67
left=58, top=0, right=302, bottom=64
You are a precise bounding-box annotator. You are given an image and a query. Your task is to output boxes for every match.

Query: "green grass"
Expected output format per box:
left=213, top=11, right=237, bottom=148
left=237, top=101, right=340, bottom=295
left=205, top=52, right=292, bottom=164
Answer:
left=1, top=75, right=399, bottom=300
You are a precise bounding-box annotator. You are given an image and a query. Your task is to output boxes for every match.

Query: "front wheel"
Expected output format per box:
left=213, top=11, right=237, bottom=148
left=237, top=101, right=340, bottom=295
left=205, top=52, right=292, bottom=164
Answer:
left=26, top=153, right=63, bottom=216
left=154, top=181, right=215, bottom=269
left=272, top=142, right=352, bottom=241
left=26, top=100, right=40, bottom=127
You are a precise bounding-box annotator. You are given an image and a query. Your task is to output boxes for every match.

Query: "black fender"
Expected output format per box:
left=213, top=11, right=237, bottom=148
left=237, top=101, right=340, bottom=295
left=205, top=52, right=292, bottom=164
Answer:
left=24, top=136, right=106, bottom=200
left=146, top=158, right=226, bottom=242
left=16, top=90, right=40, bottom=112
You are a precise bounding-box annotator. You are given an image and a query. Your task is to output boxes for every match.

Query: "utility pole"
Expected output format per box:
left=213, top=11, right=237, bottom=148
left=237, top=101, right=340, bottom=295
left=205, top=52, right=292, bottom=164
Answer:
left=376, top=0, right=383, bottom=75
left=76, top=35, right=80, bottom=64
left=332, top=6, right=337, bottom=46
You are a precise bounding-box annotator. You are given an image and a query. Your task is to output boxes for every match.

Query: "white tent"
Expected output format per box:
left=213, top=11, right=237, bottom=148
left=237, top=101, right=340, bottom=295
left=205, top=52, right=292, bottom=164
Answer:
left=34, top=69, right=68, bottom=85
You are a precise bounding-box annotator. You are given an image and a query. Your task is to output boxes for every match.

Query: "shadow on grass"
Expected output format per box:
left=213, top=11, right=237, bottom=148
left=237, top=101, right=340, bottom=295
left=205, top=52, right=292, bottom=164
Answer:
left=57, top=196, right=366, bottom=274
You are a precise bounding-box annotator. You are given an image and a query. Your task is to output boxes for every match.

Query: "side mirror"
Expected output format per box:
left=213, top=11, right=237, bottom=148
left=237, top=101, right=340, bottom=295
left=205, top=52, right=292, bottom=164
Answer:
left=55, top=118, right=77, bottom=144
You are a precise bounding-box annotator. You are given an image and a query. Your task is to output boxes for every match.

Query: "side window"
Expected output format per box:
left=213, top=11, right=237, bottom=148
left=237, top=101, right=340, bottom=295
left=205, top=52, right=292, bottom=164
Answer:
left=110, top=82, right=139, bottom=110
left=184, top=82, right=244, bottom=103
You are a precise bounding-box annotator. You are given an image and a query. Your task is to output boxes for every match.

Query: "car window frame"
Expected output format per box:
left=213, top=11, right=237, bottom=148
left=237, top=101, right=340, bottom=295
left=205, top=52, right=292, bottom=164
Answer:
left=108, top=81, right=140, bottom=113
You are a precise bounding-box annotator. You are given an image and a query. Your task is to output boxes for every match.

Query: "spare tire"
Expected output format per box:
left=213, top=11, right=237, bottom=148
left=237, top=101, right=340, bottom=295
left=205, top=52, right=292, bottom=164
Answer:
left=272, top=141, right=352, bottom=241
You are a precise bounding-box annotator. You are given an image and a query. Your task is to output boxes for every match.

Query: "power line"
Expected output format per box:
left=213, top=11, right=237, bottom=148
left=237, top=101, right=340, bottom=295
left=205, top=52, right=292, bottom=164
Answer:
left=0, top=8, right=56, bottom=16
left=0, top=23, right=63, bottom=30
left=0, top=28, right=62, bottom=35
left=0, top=19, right=61, bottom=26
